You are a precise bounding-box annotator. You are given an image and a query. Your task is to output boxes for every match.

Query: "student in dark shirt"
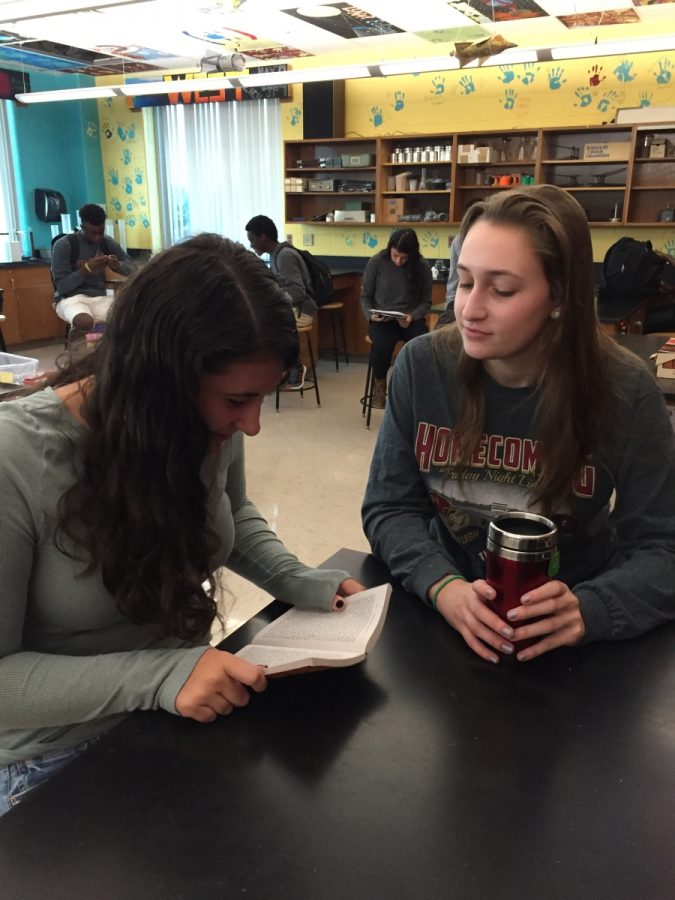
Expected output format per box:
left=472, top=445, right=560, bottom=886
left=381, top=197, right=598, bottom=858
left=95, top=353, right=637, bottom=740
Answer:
left=360, top=229, right=432, bottom=409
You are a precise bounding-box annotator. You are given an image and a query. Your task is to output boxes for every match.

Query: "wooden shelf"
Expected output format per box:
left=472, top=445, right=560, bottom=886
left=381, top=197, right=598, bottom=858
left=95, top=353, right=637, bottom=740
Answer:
left=286, top=166, right=376, bottom=173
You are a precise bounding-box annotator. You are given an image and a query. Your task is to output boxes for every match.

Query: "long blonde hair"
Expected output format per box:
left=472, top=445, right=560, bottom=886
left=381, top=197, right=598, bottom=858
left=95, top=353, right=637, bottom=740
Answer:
left=433, top=185, right=624, bottom=512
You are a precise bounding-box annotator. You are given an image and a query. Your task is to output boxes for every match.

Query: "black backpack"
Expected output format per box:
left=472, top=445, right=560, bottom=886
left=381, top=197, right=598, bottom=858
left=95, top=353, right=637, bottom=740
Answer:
left=292, top=247, right=334, bottom=307
left=599, top=237, right=665, bottom=300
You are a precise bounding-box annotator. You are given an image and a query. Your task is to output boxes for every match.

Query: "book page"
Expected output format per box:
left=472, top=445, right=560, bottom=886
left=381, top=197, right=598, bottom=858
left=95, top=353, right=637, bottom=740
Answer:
left=247, top=584, right=390, bottom=655
left=236, top=645, right=353, bottom=667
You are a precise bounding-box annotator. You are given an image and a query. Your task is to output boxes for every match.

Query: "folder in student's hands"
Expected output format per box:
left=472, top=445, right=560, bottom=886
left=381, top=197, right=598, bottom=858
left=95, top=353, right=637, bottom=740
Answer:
left=369, top=309, right=406, bottom=320
left=235, top=584, right=391, bottom=676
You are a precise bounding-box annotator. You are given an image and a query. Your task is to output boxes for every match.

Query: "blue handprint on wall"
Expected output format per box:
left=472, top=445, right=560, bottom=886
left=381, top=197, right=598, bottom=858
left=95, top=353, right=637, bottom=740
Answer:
left=123, top=176, right=133, bottom=195
left=639, top=91, right=653, bottom=108
left=85, top=120, right=97, bottom=139
left=498, top=65, right=515, bottom=84
left=502, top=88, right=517, bottom=111
left=519, top=64, right=540, bottom=86
left=127, top=216, right=136, bottom=228
left=370, top=106, right=383, bottom=127
left=663, top=238, right=675, bottom=257
left=107, top=167, right=119, bottom=186
left=422, top=231, right=440, bottom=249
left=134, top=167, right=143, bottom=185
left=122, top=149, right=132, bottom=165
left=138, top=195, right=147, bottom=207
left=654, top=58, right=672, bottom=85
left=289, top=107, right=302, bottom=125
left=574, top=87, right=592, bottom=108
left=140, top=216, right=150, bottom=229
left=459, top=75, right=475, bottom=95
left=548, top=67, right=566, bottom=90
left=613, top=61, right=635, bottom=83
left=126, top=123, right=136, bottom=140
left=597, top=90, right=618, bottom=113
left=431, top=76, right=445, bottom=95
left=116, top=125, right=127, bottom=142
left=126, top=201, right=134, bottom=212
left=110, top=197, right=122, bottom=213
left=393, top=91, right=405, bottom=111
left=362, top=231, right=378, bottom=249
left=343, top=234, right=354, bottom=248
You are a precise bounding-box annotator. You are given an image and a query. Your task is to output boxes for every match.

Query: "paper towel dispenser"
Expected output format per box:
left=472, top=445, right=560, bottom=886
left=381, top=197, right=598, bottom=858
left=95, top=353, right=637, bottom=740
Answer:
left=34, top=188, right=67, bottom=223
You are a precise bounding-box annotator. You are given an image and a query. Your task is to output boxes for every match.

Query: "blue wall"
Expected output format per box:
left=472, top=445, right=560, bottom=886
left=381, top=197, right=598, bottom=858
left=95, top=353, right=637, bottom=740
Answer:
left=8, top=71, right=104, bottom=255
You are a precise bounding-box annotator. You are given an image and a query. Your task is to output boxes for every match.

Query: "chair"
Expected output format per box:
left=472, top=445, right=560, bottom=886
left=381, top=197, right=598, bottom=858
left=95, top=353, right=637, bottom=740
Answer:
left=0, top=288, right=6, bottom=352
left=360, top=336, right=404, bottom=428
left=318, top=301, right=349, bottom=371
left=276, top=322, right=321, bottom=409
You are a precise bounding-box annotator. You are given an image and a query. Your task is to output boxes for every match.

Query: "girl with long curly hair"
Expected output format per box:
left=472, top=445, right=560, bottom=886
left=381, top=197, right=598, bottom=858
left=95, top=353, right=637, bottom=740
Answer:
left=0, top=234, right=362, bottom=815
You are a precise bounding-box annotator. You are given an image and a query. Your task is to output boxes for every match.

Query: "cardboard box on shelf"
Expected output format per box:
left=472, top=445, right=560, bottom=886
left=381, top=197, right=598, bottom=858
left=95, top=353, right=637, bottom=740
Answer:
left=583, top=142, right=631, bottom=161
left=382, top=198, right=405, bottom=223
left=457, top=143, right=475, bottom=164
left=471, top=147, right=498, bottom=164
left=284, top=177, right=307, bottom=192
left=649, top=139, right=670, bottom=159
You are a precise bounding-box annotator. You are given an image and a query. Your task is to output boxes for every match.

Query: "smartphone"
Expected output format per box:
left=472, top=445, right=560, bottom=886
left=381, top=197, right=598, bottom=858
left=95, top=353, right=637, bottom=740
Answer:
left=369, top=309, right=406, bottom=320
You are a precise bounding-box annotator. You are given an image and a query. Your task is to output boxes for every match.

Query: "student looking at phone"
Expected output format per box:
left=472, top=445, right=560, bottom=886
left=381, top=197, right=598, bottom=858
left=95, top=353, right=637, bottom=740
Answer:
left=360, top=229, right=432, bottom=409
left=51, top=203, right=136, bottom=341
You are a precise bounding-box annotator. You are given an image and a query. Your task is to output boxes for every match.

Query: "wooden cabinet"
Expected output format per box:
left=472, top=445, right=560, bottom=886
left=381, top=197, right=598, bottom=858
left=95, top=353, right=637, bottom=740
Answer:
left=284, top=138, right=377, bottom=225
left=0, top=264, right=63, bottom=346
left=286, top=123, right=674, bottom=228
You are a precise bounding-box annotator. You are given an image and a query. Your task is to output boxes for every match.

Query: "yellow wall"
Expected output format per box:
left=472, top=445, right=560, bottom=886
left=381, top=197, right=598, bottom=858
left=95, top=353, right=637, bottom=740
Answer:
left=96, top=96, right=152, bottom=250
left=282, top=51, right=675, bottom=261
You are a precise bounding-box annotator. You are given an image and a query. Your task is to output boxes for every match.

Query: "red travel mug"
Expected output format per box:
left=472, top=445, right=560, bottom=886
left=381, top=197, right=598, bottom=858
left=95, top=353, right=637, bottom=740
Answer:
left=486, top=512, right=558, bottom=657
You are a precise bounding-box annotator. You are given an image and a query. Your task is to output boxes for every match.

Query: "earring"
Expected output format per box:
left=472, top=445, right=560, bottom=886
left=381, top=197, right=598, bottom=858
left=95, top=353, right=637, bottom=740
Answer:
left=551, top=308, right=561, bottom=320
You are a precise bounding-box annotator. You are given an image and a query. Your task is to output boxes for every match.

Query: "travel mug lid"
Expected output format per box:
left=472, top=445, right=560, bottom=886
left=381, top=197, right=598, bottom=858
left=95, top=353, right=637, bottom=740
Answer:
left=487, top=512, right=557, bottom=554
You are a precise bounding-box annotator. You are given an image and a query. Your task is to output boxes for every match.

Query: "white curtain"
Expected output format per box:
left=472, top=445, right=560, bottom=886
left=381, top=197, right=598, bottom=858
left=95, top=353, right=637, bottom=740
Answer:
left=0, top=100, right=20, bottom=239
left=153, top=99, right=283, bottom=249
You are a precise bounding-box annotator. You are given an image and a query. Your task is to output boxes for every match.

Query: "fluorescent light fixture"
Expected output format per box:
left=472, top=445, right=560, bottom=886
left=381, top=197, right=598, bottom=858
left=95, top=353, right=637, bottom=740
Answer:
left=16, top=85, right=118, bottom=103
left=237, top=65, right=370, bottom=86
left=379, top=57, right=459, bottom=75
left=552, top=36, right=675, bottom=60
left=121, top=76, right=233, bottom=96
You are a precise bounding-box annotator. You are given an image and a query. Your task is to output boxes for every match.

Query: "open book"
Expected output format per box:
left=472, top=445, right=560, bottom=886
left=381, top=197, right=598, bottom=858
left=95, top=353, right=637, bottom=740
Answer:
left=235, top=583, right=391, bottom=676
left=369, top=308, right=406, bottom=320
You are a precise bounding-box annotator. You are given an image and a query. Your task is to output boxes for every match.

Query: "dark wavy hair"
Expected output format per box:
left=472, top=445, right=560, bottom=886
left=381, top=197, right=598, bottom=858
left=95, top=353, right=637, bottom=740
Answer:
left=50, top=234, right=299, bottom=640
left=433, top=185, right=625, bottom=512
left=382, top=228, right=426, bottom=306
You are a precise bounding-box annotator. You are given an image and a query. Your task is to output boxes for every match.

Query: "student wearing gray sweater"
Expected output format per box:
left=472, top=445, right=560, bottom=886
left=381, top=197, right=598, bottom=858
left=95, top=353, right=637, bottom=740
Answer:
left=360, top=229, right=432, bottom=409
left=0, top=236, right=362, bottom=815
left=363, top=186, right=675, bottom=664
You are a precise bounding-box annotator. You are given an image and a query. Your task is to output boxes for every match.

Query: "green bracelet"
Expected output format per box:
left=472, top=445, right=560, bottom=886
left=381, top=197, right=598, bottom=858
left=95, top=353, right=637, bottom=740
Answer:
left=430, top=574, right=467, bottom=610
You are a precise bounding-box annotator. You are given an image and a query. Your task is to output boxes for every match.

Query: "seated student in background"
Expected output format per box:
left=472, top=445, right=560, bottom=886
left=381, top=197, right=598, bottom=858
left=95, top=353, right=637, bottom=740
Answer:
left=245, top=214, right=316, bottom=390
left=360, top=229, right=432, bottom=409
left=0, top=235, right=362, bottom=816
left=51, top=203, right=136, bottom=339
left=362, top=185, right=675, bottom=664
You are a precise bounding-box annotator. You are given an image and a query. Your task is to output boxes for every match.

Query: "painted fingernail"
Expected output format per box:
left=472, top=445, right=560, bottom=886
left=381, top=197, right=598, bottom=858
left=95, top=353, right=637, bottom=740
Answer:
left=521, top=594, right=531, bottom=605
left=501, top=625, right=514, bottom=638
left=489, top=655, right=499, bottom=664
left=500, top=643, right=514, bottom=654
left=335, top=599, right=345, bottom=609
left=506, top=609, right=518, bottom=621
left=517, top=652, right=529, bottom=662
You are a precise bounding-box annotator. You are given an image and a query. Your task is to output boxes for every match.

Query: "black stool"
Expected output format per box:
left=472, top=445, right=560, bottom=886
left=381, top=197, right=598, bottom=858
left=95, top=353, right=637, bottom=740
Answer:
left=360, top=336, right=404, bottom=428
left=318, top=301, right=349, bottom=371
left=276, top=323, right=321, bottom=409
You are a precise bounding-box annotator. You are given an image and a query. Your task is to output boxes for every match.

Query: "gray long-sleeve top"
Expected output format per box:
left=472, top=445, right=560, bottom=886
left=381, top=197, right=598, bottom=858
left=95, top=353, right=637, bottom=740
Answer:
left=362, top=333, right=675, bottom=644
left=0, top=389, right=349, bottom=765
left=51, top=232, right=136, bottom=300
left=360, top=252, right=432, bottom=322
left=270, top=243, right=317, bottom=316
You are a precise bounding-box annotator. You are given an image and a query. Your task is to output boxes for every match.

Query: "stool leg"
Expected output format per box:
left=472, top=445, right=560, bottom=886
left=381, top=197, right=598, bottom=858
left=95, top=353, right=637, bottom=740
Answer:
left=0, top=327, right=6, bottom=353
left=275, top=385, right=280, bottom=411
left=338, top=310, right=349, bottom=366
left=362, top=362, right=371, bottom=418
left=305, top=332, right=320, bottom=406
left=331, top=310, right=339, bottom=372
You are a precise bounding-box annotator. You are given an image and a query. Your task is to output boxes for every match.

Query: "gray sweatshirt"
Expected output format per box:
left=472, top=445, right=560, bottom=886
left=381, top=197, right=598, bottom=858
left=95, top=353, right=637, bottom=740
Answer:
left=51, top=232, right=136, bottom=300
left=0, top=389, right=349, bottom=765
left=360, top=252, right=432, bottom=321
left=362, top=333, right=675, bottom=644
